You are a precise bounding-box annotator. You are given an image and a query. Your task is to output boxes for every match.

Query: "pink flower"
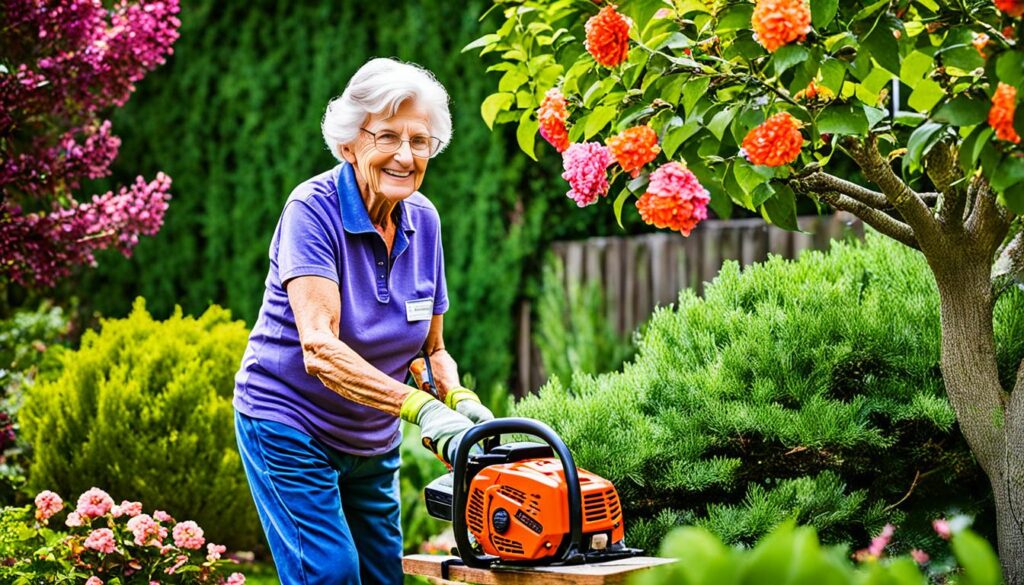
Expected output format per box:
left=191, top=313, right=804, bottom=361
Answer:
left=127, top=514, right=168, bottom=547
left=34, top=490, right=64, bottom=522
left=225, top=573, right=246, bottom=585
left=637, top=162, right=711, bottom=236
left=172, top=520, right=205, bottom=550
left=112, top=500, right=143, bottom=518
left=153, top=509, right=174, bottom=523
left=84, top=528, right=116, bottom=554
left=561, top=142, right=613, bottom=207
left=207, top=543, right=227, bottom=562
left=910, top=549, right=930, bottom=564
left=868, top=524, right=895, bottom=558
left=76, top=487, right=114, bottom=519
left=933, top=518, right=952, bottom=540
left=85, top=578, right=103, bottom=585
left=66, top=511, right=84, bottom=527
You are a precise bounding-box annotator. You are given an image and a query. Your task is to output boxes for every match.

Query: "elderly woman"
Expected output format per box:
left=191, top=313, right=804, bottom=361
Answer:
left=232, top=58, right=493, bottom=585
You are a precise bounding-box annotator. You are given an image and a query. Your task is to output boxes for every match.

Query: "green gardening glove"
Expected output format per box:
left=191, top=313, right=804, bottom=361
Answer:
left=444, top=387, right=494, bottom=424
left=401, top=390, right=475, bottom=464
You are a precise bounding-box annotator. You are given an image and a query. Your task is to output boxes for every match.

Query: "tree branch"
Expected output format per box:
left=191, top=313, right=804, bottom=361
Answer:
left=798, top=171, right=889, bottom=208
left=924, top=142, right=967, bottom=228
left=843, top=135, right=941, bottom=248
left=966, top=177, right=1015, bottom=253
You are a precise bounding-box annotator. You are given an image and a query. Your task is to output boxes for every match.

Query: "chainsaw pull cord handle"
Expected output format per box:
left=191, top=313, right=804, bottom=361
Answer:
left=450, top=418, right=585, bottom=568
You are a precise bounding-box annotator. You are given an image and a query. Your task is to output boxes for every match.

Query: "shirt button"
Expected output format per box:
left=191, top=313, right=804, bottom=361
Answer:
left=377, top=261, right=383, bottom=266
left=379, top=275, right=385, bottom=279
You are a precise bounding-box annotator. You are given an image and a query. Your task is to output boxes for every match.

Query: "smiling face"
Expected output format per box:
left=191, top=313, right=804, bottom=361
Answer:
left=339, top=100, right=432, bottom=208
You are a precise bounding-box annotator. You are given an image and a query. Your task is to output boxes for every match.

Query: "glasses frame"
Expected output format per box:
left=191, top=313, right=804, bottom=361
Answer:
left=359, top=128, right=443, bottom=158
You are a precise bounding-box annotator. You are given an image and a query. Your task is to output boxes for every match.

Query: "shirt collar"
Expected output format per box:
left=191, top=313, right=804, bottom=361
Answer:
left=336, top=163, right=416, bottom=236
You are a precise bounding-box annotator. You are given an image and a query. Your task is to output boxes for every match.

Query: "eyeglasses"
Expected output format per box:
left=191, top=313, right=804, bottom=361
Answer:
left=360, top=128, right=443, bottom=158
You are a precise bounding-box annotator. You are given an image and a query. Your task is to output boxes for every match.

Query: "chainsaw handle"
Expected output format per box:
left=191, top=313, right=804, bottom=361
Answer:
left=451, top=417, right=584, bottom=568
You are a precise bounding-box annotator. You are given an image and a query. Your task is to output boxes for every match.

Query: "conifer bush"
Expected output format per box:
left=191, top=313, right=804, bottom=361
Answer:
left=18, top=299, right=260, bottom=550
left=514, top=234, right=1024, bottom=553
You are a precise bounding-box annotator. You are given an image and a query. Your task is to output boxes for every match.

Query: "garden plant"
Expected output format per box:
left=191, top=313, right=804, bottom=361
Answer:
left=470, top=0, right=1024, bottom=579
left=0, top=0, right=180, bottom=289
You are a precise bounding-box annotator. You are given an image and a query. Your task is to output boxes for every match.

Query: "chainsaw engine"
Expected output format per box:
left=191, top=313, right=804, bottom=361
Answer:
left=424, top=419, right=641, bottom=568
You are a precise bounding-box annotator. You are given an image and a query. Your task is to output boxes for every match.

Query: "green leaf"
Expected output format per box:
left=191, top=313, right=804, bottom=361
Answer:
left=718, top=3, right=754, bottom=33
left=773, top=45, right=811, bottom=76
left=707, top=107, right=736, bottom=141
left=992, top=155, right=1024, bottom=192
left=516, top=110, right=539, bottom=161
left=933, top=96, right=990, bottom=126
left=682, top=77, right=711, bottom=116
left=480, top=93, right=515, bottom=130
left=900, top=51, right=934, bottom=89
left=733, top=159, right=774, bottom=195
left=819, top=59, right=847, bottom=94
left=660, top=527, right=736, bottom=584
left=864, top=105, right=887, bottom=129
left=862, top=23, right=901, bottom=75
left=613, top=187, right=631, bottom=228
left=817, top=104, right=869, bottom=136
left=812, top=0, right=839, bottom=29
left=498, top=69, right=529, bottom=93
left=959, top=125, right=993, bottom=172
left=852, top=0, right=889, bottom=22
left=585, top=106, right=618, bottom=139
left=761, top=184, right=799, bottom=231
left=952, top=531, right=1002, bottom=585
left=1001, top=182, right=1024, bottom=214
left=622, top=47, right=650, bottom=88
left=462, top=34, right=499, bottom=54
left=904, top=121, right=944, bottom=173
left=997, top=51, right=1024, bottom=88
left=907, top=79, right=945, bottom=113
left=663, top=120, right=701, bottom=158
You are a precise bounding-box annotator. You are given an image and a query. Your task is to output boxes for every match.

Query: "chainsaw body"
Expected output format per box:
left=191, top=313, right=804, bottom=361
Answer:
left=424, top=418, right=641, bottom=568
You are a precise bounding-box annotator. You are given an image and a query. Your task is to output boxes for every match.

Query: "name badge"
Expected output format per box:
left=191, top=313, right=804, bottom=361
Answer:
left=406, top=298, right=434, bottom=322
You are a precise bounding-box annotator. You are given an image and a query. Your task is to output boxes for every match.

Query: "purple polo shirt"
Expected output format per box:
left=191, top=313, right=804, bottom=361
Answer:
left=233, top=162, right=448, bottom=456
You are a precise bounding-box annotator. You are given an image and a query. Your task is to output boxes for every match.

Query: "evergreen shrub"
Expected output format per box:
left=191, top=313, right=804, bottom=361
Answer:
left=513, top=234, right=1024, bottom=553
left=19, top=299, right=260, bottom=550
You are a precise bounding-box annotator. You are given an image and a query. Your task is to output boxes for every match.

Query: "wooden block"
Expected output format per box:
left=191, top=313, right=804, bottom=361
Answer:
left=403, top=555, right=676, bottom=585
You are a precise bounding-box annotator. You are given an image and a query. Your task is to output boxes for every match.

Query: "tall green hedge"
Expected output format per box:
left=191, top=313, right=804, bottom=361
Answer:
left=513, top=234, right=1024, bottom=553
left=84, top=0, right=644, bottom=395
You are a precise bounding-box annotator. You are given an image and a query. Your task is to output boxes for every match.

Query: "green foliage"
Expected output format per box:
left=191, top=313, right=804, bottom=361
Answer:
left=18, top=299, right=261, bottom=550
left=513, top=234, right=1024, bottom=552
left=81, top=0, right=649, bottom=397
left=470, top=0, right=1024, bottom=219
left=534, top=254, right=636, bottom=384
left=0, top=302, right=70, bottom=505
left=631, top=521, right=1003, bottom=585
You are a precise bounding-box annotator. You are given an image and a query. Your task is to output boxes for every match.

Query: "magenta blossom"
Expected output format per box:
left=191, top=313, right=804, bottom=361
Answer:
left=561, top=142, right=613, bottom=207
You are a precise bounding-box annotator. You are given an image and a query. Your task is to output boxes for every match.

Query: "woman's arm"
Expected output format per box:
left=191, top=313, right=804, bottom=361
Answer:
left=287, top=275, right=411, bottom=416
left=422, top=314, right=462, bottom=401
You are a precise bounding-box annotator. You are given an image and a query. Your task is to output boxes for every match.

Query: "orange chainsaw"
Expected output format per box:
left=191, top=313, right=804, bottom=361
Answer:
left=422, top=417, right=643, bottom=568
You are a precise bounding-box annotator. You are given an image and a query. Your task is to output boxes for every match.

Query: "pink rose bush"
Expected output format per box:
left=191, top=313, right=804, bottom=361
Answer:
left=0, top=487, right=246, bottom=583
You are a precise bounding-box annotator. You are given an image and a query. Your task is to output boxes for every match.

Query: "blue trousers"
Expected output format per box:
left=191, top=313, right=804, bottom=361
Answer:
left=235, top=411, right=404, bottom=585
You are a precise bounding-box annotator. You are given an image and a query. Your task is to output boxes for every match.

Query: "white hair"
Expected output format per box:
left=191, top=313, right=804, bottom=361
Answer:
left=321, top=58, right=452, bottom=161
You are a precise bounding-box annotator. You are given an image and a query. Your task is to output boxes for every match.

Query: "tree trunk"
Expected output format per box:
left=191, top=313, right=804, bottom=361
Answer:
left=933, top=258, right=1024, bottom=583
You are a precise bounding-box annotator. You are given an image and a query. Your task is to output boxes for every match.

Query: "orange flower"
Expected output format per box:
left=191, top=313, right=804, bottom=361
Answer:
left=995, top=0, right=1024, bottom=17
left=752, top=0, right=811, bottom=53
left=990, top=82, right=1021, bottom=144
left=973, top=33, right=990, bottom=57
left=585, top=5, right=632, bottom=67
left=538, top=88, right=570, bottom=153
left=741, top=112, right=803, bottom=167
left=636, top=191, right=708, bottom=236
left=607, top=126, right=661, bottom=177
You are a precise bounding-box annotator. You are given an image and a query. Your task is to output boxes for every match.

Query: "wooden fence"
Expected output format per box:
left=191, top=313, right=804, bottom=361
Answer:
left=514, top=213, right=864, bottom=396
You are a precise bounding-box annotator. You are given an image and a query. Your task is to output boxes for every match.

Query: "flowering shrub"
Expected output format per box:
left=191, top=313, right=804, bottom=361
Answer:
left=471, top=1, right=1024, bottom=576
left=0, top=0, right=180, bottom=287
left=0, top=487, right=246, bottom=584
left=561, top=142, right=614, bottom=207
